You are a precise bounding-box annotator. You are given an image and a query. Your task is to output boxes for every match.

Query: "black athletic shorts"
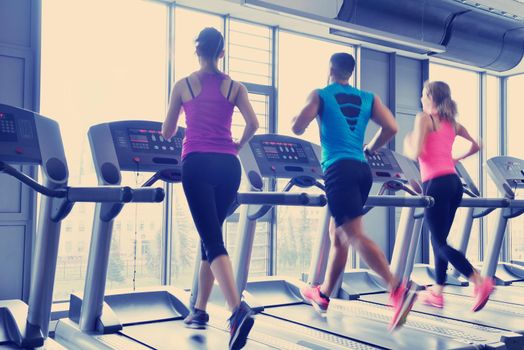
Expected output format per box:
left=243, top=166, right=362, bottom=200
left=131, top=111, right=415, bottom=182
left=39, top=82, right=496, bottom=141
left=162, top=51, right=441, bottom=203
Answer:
left=324, top=158, right=372, bottom=227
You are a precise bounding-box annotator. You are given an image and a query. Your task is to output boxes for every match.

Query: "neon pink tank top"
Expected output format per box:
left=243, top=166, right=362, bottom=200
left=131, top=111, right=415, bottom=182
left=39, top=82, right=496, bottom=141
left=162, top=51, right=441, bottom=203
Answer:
left=181, top=72, right=237, bottom=160
left=418, top=119, right=457, bottom=182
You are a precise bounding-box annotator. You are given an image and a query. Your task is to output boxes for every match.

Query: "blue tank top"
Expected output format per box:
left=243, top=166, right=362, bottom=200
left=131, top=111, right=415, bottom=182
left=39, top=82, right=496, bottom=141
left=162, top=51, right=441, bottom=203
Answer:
left=317, top=83, right=374, bottom=171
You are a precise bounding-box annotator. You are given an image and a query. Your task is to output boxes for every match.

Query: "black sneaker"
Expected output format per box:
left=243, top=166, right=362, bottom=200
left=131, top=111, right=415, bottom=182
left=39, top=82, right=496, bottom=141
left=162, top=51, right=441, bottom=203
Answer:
left=228, top=301, right=255, bottom=350
left=184, top=308, right=209, bottom=329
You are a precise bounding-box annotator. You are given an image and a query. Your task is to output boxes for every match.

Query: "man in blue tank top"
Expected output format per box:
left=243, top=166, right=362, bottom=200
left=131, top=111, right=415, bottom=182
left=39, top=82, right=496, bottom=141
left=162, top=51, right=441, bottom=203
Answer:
left=291, top=52, right=417, bottom=331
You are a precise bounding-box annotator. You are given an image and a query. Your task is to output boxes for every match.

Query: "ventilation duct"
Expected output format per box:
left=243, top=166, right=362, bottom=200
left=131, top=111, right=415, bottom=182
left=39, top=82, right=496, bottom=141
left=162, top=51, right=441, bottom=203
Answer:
left=337, top=0, right=524, bottom=71
left=244, top=0, right=524, bottom=71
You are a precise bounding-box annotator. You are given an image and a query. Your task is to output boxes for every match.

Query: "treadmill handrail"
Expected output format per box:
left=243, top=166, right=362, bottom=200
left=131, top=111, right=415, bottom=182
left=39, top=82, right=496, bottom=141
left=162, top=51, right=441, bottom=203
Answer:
left=0, top=161, right=65, bottom=197
left=130, top=187, right=165, bottom=203
left=459, top=197, right=510, bottom=208
left=0, top=161, right=150, bottom=203
left=414, top=197, right=510, bottom=219
left=508, top=199, right=524, bottom=209
left=239, top=192, right=327, bottom=220
left=67, top=187, right=133, bottom=203
left=236, top=192, right=327, bottom=206
left=365, top=195, right=434, bottom=208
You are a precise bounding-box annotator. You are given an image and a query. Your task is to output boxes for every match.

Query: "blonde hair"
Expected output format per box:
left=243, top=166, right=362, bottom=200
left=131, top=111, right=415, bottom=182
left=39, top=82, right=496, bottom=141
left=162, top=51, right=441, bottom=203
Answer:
left=424, top=80, right=458, bottom=124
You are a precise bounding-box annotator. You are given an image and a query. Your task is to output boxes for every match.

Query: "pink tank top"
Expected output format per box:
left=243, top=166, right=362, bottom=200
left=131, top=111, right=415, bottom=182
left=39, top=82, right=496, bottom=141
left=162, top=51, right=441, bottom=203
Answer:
left=418, top=119, right=457, bottom=182
left=181, top=72, right=237, bottom=160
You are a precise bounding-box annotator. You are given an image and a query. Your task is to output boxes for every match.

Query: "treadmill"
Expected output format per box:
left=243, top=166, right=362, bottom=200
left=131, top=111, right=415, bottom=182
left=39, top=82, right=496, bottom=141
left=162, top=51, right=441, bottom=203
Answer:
left=484, top=156, right=524, bottom=286
left=230, top=134, right=491, bottom=350
left=0, top=104, right=158, bottom=349
left=441, top=157, right=524, bottom=305
left=358, top=158, right=524, bottom=348
left=54, top=121, right=329, bottom=350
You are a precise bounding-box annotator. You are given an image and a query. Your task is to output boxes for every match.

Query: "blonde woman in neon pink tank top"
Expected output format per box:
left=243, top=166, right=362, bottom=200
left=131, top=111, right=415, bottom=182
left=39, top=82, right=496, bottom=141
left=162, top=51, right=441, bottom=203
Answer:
left=404, top=81, right=494, bottom=312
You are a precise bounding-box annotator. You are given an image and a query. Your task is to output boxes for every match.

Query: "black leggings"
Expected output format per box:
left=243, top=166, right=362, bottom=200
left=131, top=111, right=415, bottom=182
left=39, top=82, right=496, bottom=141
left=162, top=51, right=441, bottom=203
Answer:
left=423, top=174, right=474, bottom=285
left=182, top=153, right=241, bottom=263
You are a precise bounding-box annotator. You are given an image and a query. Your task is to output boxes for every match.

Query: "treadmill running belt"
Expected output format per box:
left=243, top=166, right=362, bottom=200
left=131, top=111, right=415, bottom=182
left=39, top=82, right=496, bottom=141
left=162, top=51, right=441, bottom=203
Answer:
left=444, top=285, right=524, bottom=306
left=262, top=303, right=478, bottom=350
left=119, top=320, right=273, bottom=350
left=361, top=293, right=524, bottom=344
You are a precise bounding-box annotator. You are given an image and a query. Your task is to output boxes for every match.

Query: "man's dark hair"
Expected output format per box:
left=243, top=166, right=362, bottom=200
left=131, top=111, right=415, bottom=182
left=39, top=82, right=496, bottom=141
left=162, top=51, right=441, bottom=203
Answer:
left=330, top=52, right=355, bottom=80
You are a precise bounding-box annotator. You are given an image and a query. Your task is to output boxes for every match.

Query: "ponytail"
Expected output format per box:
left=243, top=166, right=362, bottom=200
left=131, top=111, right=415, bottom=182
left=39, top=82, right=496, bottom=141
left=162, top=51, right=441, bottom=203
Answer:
left=424, top=80, right=457, bottom=124
left=437, top=97, right=457, bottom=124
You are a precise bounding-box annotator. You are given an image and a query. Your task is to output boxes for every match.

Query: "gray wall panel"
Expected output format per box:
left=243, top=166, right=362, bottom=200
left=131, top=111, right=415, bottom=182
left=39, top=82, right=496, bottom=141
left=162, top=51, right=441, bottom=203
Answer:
left=0, top=54, right=25, bottom=106
left=0, top=0, right=39, bottom=301
left=359, top=49, right=426, bottom=265
left=361, top=49, right=389, bottom=148
left=360, top=49, right=389, bottom=101
left=0, top=0, right=31, bottom=48
left=0, top=172, right=22, bottom=213
left=396, top=56, right=422, bottom=115
left=360, top=48, right=390, bottom=260
left=0, top=225, right=26, bottom=299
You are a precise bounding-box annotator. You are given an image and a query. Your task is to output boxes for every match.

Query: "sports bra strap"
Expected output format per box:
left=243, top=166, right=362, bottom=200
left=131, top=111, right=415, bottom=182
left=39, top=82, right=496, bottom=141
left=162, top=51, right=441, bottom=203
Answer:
left=226, top=80, right=234, bottom=100
left=185, top=77, right=195, bottom=99
left=429, top=114, right=437, bottom=131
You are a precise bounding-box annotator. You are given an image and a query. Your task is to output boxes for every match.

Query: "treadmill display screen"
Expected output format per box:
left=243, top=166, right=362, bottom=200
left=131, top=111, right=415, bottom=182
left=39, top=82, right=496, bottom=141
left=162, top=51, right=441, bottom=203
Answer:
left=0, top=113, right=17, bottom=142
left=261, top=141, right=308, bottom=164
left=367, top=152, right=394, bottom=170
left=128, top=128, right=182, bottom=154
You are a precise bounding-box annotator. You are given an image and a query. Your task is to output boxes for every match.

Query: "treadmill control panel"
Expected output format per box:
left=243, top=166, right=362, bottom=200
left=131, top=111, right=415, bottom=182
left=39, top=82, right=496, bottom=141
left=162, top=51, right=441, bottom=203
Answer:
left=0, top=105, right=41, bottom=164
left=248, top=134, right=322, bottom=179
left=107, top=121, right=184, bottom=172
left=487, top=156, right=524, bottom=198
left=366, top=149, right=407, bottom=183
left=258, top=141, right=308, bottom=164
left=127, top=128, right=182, bottom=154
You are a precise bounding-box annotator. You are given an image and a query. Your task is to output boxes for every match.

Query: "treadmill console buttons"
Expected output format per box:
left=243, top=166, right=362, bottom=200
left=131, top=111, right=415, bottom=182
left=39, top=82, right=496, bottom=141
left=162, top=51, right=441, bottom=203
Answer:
left=127, top=128, right=183, bottom=155
left=0, top=113, right=18, bottom=142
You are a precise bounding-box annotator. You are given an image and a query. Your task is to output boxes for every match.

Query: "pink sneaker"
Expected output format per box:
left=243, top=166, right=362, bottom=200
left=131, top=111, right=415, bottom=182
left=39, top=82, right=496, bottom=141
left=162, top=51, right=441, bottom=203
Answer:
left=301, top=285, right=330, bottom=313
left=418, top=289, right=444, bottom=308
left=472, top=277, right=495, bottom=312
left=388, top=281, right=418, bottom=331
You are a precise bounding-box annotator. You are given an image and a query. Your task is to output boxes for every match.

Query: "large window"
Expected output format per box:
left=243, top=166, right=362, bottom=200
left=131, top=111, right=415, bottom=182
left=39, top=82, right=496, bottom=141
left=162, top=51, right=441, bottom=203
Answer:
left=483, top=75, right=501, bottom=257
left=276, top=31, right=354, bottom=277
left=429, top=64, right=481, bottom=262
left=226, top=19, right=273, bottom=277
left=507, top=74, right=524, bottom=261
left=228, top=19, right=273, bottom=86
left=41, top=0, right=168, bottom=300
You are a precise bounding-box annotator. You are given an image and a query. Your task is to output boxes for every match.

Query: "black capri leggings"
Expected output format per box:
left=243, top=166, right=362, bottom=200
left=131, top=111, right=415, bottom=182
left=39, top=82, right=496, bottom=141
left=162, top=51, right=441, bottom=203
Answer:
left=423, top=174, right=474, bottom=285
left=182, top=152, right=241, bottom=263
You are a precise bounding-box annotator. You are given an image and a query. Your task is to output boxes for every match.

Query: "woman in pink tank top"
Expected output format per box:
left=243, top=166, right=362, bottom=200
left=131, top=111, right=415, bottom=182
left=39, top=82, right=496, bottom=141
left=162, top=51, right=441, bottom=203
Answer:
left=161, top=27, right=259, bottom=349
left=404, top=81, right=493, bottom=312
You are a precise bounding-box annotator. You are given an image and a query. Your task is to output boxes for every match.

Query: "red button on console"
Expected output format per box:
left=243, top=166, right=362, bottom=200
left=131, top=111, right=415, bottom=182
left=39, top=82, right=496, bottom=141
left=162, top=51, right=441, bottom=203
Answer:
left=15, top=147, right=23, bottom=154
